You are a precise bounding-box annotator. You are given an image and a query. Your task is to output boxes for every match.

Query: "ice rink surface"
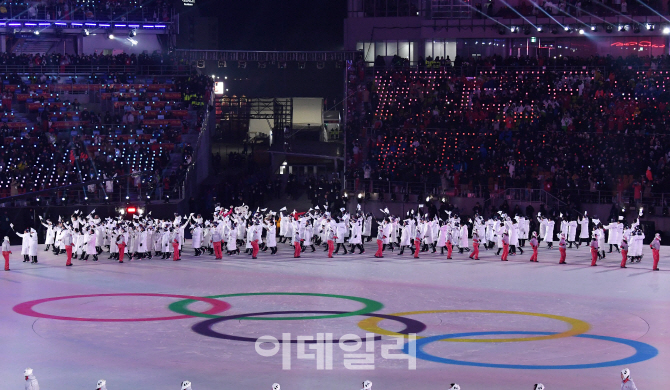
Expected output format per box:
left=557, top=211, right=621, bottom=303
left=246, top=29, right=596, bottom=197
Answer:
left=1, top=242, right=668, bottom=390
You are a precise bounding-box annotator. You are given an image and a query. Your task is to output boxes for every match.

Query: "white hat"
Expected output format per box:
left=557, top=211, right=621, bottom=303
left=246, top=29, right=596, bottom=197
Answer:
left=97, top=379, right=106, bottom=389
left=3, top=236, right=8, bottom=241
left=534, top=384, right=545, bottom=390
left=272, top=384, right=281, bottom=390
left=363, top=380, right=372, bottom=390
left=181, top=380, right=192, bottom=390
left=24, top=368, right=33, bottom=376
left=449, top=384, right=460, bottom=390
left=621, top=368, right=630, bottom=380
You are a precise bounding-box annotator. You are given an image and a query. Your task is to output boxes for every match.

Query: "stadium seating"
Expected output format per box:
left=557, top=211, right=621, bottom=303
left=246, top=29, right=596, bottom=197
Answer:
left=0, top=54, right=213, bottom=203
left=346, top=55, right=670, bottom=207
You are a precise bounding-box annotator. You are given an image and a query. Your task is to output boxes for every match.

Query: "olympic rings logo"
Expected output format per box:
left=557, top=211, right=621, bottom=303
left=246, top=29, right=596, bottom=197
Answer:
left=12, top=292, right=659, bottom=370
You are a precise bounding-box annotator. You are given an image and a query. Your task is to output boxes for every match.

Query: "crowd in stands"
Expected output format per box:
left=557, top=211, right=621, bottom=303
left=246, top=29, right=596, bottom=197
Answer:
left=0, top=0, right=172, bottom=22
left=346, top=54, right=670, bottom=210
left=0, top=52, right=186, bottom=68
left=0, top=53, right=213, bottom=204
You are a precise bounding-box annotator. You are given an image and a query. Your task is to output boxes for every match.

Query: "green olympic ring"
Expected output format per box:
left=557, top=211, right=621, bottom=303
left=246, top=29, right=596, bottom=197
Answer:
left=168, top=292, right=384, bottom=321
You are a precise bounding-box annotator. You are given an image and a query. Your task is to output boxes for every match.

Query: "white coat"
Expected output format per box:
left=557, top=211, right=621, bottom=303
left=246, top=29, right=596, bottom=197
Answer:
left=17, top=232, right=30, bottom=255
left=568, top=220, right=578, bottom=241
left=578, top=217, right=589, bottom=238
left=29, top=231, right=38, bottom=256
left=437, top=225, right=448, bottom=247
left=191, top=226, right=202, bottom=248
left=87, top=232, right=97, bottom=253
left=459, top=225, right=469, bottom=248
left=400, top=223, right=412, bottom=246
left=41, top=223, right=55, bottom=244
left=363, top=216, right=372, bottom=236
left=349, top=221, right=362, bottom=245
left=336, top=222, right=347, bottom=244
left=25, top=374, right=39, bottom=390
left=264, top=223, right=277, bottom=247
left=227, top=229, right=238, bottom=251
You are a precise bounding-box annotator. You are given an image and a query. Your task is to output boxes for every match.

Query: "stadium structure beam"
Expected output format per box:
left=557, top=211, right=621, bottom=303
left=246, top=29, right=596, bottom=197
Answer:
left=174, top=49, right=361, bottom=62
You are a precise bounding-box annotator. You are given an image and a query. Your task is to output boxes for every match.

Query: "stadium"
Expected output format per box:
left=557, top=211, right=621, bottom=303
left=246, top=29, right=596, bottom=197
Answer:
left=0, top=0, right=669, bottom=389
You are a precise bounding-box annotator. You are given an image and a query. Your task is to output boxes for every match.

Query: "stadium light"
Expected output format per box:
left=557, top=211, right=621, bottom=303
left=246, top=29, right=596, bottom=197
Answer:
left=34, top=30, right=40, bottom=35
left=579, top=28, right=585, bottom=34
left=664, top=26, right=670, bottom=34
left=108, top=33, right=115, bottom=39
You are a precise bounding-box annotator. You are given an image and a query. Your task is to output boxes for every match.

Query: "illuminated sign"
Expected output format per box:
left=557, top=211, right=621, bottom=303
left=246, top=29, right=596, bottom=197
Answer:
left=127, top=207, right=137, bottom=214
left=215, top=81, right=224, bottom=95
left=182, top=0, right=195, bottom=6
left=611, top=41, right=665, bottom=48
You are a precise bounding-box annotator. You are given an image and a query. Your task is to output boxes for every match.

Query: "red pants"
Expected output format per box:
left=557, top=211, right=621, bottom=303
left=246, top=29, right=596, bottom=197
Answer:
left=446, top=242, right=452, bottom=258
left=172, top=242, right=179, bottom=260
left=118, top=243, right=126, bottom=262
left=213, top=241, right=222, bottom=259
left=294, top=241, right=301, bottom=257
left=327, top=240, right=334, bottom=258
left=621, top=250, right=628, bottom=267
left=652, top=249, right=660, bottom=270
left=414, top=239, right=421, bottom=258
left=2, top=251, right=9, bottom=270
left=590, top=248, right=598, bottom=265
left=501, top=244, right=509, bottom=261
left=65, top=245, right=73, bottom=265
left=530, top=246, right=538, bottom=262
left=470, top=244, right=479, bottom=259
left=251, top=240, right=259, bottom=258
left=559, top=247, right=566, bottom=264
left=375, top=239, right=384, bottom=257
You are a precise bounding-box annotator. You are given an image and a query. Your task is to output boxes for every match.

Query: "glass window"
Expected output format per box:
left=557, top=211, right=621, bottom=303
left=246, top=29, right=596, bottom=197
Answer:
left=398, top=41, right=410, bottom=59
left=386, top=40, right=398, bottom=56
left=376, top=41, right=386, bottom=57
left=363, top=42, right=375, bottom=62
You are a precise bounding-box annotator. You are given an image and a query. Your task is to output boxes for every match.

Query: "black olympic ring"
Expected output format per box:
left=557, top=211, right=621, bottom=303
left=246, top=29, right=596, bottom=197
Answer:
left=191, top=310, right=427, bottom=343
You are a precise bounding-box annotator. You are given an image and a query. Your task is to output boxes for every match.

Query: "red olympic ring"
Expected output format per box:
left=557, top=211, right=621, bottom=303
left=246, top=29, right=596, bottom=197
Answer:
left=13, top=293, right=232, bottom=322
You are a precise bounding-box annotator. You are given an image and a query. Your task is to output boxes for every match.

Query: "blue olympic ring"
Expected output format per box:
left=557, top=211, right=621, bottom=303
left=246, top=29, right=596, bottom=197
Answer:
left=403, top=331, right=658, bottom=369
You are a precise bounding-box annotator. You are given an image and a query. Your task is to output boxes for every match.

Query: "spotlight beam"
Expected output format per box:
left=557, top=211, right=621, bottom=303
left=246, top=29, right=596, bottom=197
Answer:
left=590, top=0, right=638, bottom=23
left=457, top=0, right=512, bottom=29
left=528, top=0, right=567, bottom=29
left=633, top=0, right=670, bottom=23
left=565, top=4, right=616, bottom=26
left=553, top=8, right=593, bottom=29
left=498, top=0, right=537, bottom=29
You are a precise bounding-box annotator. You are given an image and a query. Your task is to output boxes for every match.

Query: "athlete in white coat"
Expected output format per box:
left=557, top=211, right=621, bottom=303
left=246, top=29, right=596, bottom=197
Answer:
left=28, top=228, right=38, bottom=263
left=40, top=218, right=55, bottom=251
left=620, top=368, right=638, bottom=390
left=604, top=219, right=622, bottom=253
left=24, top=368, right=39, bottom=390
left=578, top=214, right=590, bottom=246
left=16, top=228, right=31, bottom=263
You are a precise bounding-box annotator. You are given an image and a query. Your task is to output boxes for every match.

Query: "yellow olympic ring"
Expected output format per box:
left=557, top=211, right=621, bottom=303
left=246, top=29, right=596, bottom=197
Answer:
left=357, top=310, right=591, bottom=343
